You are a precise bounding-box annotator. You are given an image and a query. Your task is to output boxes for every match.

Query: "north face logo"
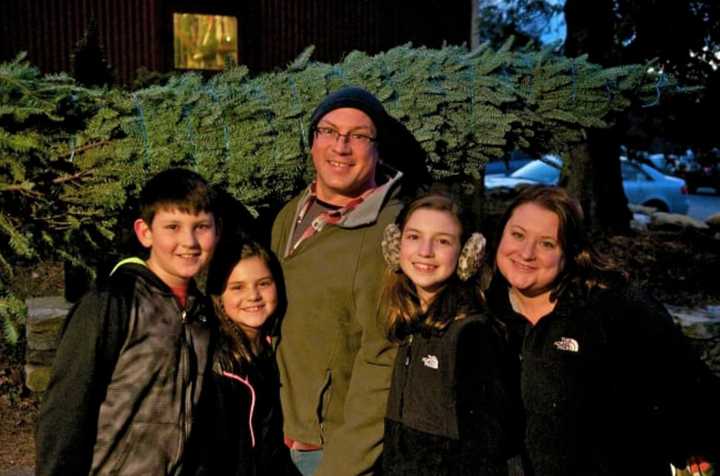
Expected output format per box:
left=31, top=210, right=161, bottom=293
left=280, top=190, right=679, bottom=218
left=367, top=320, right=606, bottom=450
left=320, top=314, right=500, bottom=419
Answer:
left=553, top=337, right=579, bottom=352
left=421, top=354, right=439, bottom=369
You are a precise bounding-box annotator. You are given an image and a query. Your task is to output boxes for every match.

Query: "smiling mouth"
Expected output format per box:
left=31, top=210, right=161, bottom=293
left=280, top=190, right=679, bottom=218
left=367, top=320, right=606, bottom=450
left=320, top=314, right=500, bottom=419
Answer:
left=511, top=259, right=536, bottom=272
left=242, top=304, right=265, bottom=312
left=327, top=160, right=353, bottom=169
left=413, top=262, right=437, bottom=272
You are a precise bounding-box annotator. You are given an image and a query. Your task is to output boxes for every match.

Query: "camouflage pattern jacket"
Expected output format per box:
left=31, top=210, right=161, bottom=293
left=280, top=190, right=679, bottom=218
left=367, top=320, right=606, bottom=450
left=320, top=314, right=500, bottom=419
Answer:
left=35, top=261, right=213, bottom=476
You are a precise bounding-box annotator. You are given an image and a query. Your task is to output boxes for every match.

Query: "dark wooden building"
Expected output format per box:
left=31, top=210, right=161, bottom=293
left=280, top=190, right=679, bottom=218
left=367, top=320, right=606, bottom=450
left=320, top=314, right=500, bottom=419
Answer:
left=0, top=0, right=471, bottom=85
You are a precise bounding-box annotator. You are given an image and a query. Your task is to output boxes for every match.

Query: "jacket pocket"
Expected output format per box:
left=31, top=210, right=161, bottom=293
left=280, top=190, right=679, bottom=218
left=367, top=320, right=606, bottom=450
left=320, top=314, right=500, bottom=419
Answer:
left=315, top=369, right=332, bottom=442
left=107, top=422, right=174, bottom=475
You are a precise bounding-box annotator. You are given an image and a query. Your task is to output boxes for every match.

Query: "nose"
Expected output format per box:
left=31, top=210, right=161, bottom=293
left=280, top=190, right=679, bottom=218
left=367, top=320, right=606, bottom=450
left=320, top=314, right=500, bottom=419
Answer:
left=248, top=286, right=262, bottom=301
left=418, top=238, right=434, bottom=257
left=519, top=239, right=535, bottom=260
left=180, top=228, right=200, bottom=248
left=331, top=134, right=352, bottom=153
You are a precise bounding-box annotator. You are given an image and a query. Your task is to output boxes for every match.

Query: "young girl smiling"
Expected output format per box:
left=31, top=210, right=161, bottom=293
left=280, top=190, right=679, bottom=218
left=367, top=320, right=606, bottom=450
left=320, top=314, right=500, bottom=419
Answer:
left=202, top=236, right=298, bottom=476
left=379, top=191, right=518, bottom=476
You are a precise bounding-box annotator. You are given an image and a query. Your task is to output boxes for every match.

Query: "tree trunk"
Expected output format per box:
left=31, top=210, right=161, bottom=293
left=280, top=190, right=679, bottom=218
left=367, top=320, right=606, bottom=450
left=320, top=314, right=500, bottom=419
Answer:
left=470, top=0, right=480, bottom=49
left=563, top=144, right=594, bottom=227
left=564, top=0, right=631, bottom=232
left=589, top=129, right=632, bottom=232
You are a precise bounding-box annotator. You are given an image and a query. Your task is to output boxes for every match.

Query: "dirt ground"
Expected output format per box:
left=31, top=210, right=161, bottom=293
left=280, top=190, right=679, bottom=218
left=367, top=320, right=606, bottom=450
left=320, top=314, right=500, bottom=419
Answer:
left=0, top=363, right=37, bottom=472
left=0, top=226, right=718, bottom=472
left=0, top=261, right=60, bottom=473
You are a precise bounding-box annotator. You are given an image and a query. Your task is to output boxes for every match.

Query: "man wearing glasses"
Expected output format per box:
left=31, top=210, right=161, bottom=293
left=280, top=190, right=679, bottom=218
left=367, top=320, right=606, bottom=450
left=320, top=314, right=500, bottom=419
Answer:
left=272, top=87, right=405, bottom=476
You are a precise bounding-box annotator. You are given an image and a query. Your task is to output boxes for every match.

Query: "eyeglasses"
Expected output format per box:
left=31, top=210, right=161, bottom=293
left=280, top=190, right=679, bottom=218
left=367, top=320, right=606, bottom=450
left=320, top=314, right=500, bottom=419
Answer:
left=314, top=126, right=376, bottom=146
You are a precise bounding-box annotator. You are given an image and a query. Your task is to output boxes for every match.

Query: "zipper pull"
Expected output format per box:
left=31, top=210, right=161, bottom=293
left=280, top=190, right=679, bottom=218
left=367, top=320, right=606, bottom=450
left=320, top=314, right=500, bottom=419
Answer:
left=181, top=310, right=187, bottom=322
left=404, top=337, right=412, bottom=367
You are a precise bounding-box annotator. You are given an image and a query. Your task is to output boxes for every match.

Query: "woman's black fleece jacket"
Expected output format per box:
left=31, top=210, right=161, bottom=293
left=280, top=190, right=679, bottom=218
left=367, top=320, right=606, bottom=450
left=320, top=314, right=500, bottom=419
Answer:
left=487, top=280, right=720, bottom=476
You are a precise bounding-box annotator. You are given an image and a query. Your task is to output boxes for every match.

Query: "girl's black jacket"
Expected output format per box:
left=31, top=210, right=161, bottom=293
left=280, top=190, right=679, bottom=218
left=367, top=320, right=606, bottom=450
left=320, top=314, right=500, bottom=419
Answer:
left=487, top=278, right=720, bottom=476
left=381, top=314, right=521, bottom=476
left=195, top=335, right=299, bottom=476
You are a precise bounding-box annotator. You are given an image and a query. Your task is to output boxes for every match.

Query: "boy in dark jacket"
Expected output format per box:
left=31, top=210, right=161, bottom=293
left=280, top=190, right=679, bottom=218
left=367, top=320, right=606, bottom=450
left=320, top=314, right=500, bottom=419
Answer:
left=35, top=168, right=220, bottom=476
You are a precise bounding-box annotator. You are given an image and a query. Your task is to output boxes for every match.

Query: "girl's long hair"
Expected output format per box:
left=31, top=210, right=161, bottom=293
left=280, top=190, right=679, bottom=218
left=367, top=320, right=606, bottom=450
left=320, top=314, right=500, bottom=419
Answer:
left=490, top=185, right=627, bottom=301
left=206, top=235, right=285, bottom=369
left=382, top=191, right=486, bottom=343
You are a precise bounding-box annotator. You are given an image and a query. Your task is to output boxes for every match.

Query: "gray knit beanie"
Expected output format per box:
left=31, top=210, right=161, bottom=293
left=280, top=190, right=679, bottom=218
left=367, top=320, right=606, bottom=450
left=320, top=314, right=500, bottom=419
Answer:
left=308, top=86, right=389, bottom=147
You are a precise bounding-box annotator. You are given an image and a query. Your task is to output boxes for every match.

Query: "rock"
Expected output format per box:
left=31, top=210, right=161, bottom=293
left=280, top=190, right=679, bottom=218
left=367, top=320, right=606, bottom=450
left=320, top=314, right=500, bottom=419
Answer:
left=24, top=296, right=72, bottom=392
left=26, top=348, right=58, bottom=366
left=666, top=304, right=720, bottom=376
left=25, top=363, right=52, bottom=393
left=706, top=212, right=720, bottom=230
left=630, top=212, right=650, bottom=231
left=26, top=316, right=65, bottom=351
left=26, top=295, right=72, bottom=321
left=628, top=204, right=657, bottom=215
left=649, top=212, right=710, bottom=231
left=667, top=304, right=720, bottom=328
left=25, top=296, right=70, bottom=352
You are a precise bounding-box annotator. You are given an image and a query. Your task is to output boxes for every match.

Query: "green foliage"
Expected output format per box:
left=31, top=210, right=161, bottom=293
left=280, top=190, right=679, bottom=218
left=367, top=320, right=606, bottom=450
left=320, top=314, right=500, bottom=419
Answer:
left=0, top=44, right=671, bottom=345
left=0, top=285, right=27, bottom=346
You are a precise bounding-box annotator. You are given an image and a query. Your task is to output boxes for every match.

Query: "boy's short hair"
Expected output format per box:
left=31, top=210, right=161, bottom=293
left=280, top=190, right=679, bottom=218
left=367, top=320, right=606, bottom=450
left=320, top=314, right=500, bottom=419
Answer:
left=139, top=168, right=218, bottom=225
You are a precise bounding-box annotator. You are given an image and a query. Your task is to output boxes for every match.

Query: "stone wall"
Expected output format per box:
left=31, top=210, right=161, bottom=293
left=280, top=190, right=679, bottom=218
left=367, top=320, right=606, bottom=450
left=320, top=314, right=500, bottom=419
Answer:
left=24, top=296, right=72, bottom=393
left=668, top=305, right=720, bottom=377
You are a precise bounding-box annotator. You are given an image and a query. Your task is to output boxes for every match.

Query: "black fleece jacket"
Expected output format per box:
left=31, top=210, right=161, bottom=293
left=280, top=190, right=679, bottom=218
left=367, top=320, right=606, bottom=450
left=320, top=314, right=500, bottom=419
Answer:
left=382, top=314, right=521, bottom=476
left=487, top=279, right=720, bottom=476
left=196, top=337, right=299, bottom=476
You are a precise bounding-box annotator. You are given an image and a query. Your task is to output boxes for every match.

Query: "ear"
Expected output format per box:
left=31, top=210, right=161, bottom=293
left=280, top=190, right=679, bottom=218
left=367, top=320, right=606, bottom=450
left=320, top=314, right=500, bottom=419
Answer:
left=134, top=218, right=154, bottom=249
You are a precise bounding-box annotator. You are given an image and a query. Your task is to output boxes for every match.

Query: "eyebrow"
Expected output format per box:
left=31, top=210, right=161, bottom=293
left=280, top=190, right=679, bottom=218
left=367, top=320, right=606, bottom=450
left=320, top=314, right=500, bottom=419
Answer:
left=509, top=224, right=557, bottom=241
left=404, top=227, right=458, bottom=239
left=228, top=275, right=273, bottom=284
left=317, top=120, right=374, bottom=133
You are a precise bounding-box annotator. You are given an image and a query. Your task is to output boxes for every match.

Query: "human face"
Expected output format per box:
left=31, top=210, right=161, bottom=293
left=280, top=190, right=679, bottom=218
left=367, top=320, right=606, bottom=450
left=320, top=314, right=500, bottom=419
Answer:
left=220, top=256, right=278, bottom=340
left=399, top=208, right=462, bottom=309
left=496, top=202, right=564, bottom=298
left=134, top=208, right=218, bottom=288
left=311, top=108, right=379, bottom=206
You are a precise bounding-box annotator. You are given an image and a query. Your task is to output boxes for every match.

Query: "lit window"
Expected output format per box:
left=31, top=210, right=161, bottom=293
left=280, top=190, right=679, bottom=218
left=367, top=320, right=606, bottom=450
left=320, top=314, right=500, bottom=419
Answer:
left=173, top=13, right=238, bottom=70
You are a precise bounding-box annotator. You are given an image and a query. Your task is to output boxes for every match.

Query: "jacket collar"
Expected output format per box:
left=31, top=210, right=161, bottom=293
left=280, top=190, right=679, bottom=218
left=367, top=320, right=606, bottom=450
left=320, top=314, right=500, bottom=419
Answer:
left=294, top=163, right=403, bottom=229
left=487, top=274, right=583, bottom=327
left=109, top=258, right=202, bottom=309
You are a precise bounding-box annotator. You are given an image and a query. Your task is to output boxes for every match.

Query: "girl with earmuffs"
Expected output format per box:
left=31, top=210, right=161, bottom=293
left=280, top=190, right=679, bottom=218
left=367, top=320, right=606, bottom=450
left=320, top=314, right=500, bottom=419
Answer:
left=378, top=190, right=521, bottom=476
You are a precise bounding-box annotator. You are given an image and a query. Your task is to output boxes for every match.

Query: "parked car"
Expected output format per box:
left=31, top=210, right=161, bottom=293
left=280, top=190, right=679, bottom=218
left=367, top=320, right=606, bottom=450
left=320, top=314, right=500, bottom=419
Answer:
left=674, top=156, right=720, bottom=194
left=644, top=153, right=675, bottom=174
left=485, top=155, right=690, bottom=214
left=484, top=150, right=533, bottom=176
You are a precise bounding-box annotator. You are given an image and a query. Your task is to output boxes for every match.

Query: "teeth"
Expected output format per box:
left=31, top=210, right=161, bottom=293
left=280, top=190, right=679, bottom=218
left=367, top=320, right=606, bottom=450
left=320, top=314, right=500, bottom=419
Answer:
left=328, top=160, right=351, bottom=168
left=414, top=263, right=436, bottom=272
left=513, top=261, right=534, bottom=271
left=243, top=305, right=264, bottom=312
